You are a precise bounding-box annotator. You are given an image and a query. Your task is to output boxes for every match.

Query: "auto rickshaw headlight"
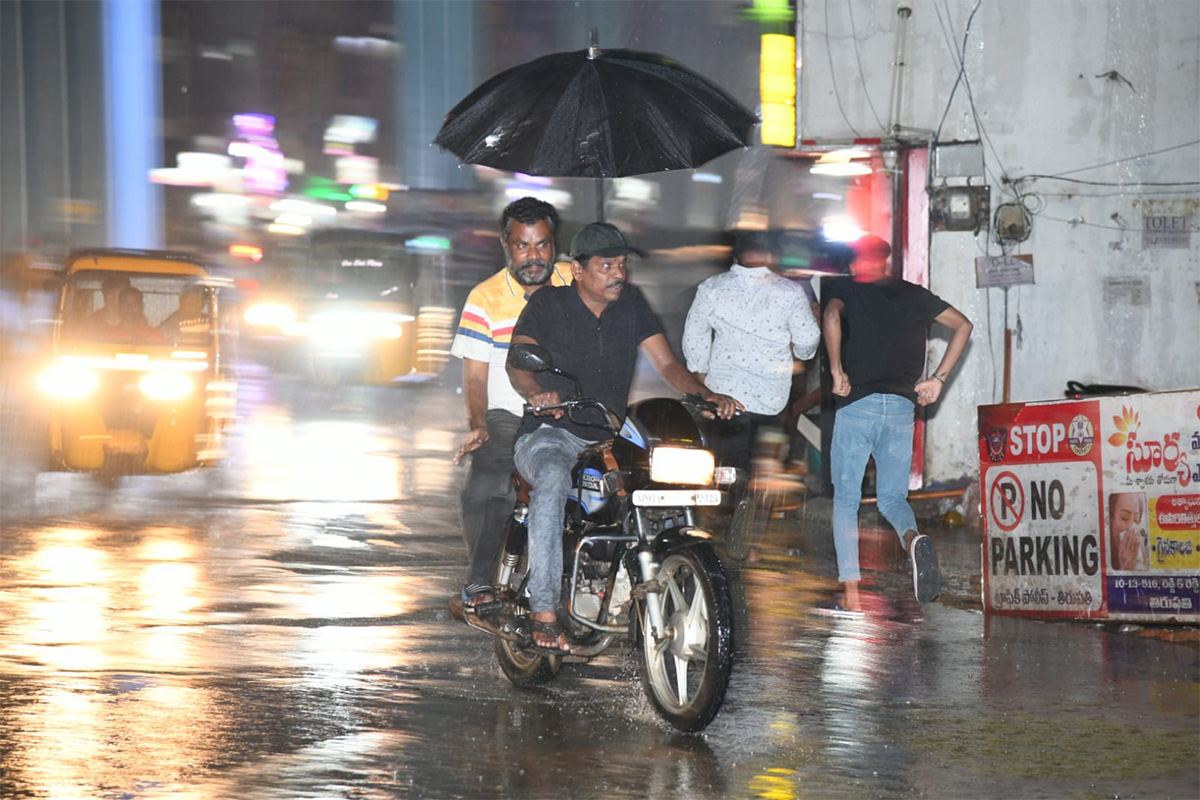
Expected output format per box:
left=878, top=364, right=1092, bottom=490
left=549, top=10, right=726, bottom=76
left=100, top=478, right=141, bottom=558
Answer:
left=308, top=311, right=411, bottom=346
left=39, top=364, right=99, bottom=399
left=244, top=302, right=296, bottom=328
left=374, top=322, right=403, bottom=339
left=139, top=372, right=193, bottom=401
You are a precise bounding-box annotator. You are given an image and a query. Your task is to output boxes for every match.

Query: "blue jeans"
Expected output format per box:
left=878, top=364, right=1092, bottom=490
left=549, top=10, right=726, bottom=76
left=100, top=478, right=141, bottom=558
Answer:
left=831, top=394, right=919, bottom=583
left=512, top=424, right=594, bottom=614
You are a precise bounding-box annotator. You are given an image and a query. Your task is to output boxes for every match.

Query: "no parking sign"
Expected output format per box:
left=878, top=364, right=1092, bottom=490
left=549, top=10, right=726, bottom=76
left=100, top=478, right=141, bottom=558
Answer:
left=980, top=398, right=1105, bottom=619
left=979, top=391, right=1200, bottom=623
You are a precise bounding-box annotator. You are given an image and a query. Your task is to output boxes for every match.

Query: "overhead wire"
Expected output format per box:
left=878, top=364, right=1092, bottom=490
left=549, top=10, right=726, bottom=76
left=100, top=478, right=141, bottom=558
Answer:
left=1015, top=175, right=1200, bottom=187
left=824, top=0, right=863, bottom=138
left=846, top=0, right=888, bottom=135
left=1036, top=187, right=1199, bottom=198
left=931, top=0, right=960, bottom=62
left=1008, top=141, right=1200, bottom=236
left=937, top=0, right=1032, bottom=255
left=1035, top=214, right=1143, bottom=233
left=1042, top=139, right=1200, bottom=178
left=948, top=15, right=1011, bottom=186
left=925, top=0, right=983, bottom=195
left=931, top=0, right=982, bottom=151
left=932, top=0, right=1008, bottom=397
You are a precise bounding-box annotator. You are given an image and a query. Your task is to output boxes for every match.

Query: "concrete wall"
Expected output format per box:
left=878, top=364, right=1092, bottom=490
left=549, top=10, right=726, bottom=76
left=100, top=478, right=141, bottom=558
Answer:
left=800, top=0, right=1200, bottom=483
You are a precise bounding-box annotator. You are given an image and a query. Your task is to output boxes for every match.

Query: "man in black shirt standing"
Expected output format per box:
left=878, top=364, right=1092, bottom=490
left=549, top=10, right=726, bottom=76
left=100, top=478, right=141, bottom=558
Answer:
left=507, top=222, right=741, bottom=651
left=821, top=234, right=973, bottom=616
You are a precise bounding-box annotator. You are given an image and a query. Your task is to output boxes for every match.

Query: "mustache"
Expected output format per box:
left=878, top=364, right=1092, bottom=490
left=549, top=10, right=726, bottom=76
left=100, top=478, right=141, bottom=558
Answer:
left=606, top=280, right=625, bottom=290
left=510, top=258, right=554, bottom=286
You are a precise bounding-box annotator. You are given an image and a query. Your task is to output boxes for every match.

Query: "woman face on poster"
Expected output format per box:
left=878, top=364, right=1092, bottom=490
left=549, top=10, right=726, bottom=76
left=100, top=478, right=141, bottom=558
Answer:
left=1109, top=492, right=1149, bottom=571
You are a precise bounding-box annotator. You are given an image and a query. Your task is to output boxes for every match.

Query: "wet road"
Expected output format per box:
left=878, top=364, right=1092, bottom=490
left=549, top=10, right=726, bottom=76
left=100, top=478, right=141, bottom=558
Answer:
left=2, top=357, right=1198, bottom=799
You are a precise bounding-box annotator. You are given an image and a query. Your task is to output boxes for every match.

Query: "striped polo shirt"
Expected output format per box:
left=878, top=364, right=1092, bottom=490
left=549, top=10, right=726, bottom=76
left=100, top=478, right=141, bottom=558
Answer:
left=450, top=263, right=572, bottom=416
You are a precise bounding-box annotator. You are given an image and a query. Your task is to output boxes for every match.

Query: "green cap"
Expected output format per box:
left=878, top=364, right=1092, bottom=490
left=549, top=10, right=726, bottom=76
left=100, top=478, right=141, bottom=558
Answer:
left=570, top=222, right=643, bottom=259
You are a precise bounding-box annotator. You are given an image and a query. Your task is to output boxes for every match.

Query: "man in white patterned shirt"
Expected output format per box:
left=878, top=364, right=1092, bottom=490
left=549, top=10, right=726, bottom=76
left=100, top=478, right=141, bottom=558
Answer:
left=682, top=230, right=820, bottom=471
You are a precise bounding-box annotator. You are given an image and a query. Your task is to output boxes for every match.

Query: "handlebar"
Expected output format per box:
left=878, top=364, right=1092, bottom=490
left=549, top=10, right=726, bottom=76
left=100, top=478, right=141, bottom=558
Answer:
left=523, top=397, right=622, bottom=432
left=681, top=393, right=743, bottom=417
left=523, top=394, right=739, bottom=425
left=524, top=401, right=567, bottom=414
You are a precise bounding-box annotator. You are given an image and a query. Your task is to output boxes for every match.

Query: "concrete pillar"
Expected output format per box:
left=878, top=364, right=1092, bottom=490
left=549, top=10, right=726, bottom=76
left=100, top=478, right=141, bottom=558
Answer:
left=395, top=0, right=476, bottom=191
left=103, top=0, right=162, bottom=248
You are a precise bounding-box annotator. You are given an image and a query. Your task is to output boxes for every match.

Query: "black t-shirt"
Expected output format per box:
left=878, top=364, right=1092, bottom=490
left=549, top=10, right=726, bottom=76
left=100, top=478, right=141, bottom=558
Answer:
left=512, top=283, right=664, bottom=440
left=823, top=277, right=950, bottom=408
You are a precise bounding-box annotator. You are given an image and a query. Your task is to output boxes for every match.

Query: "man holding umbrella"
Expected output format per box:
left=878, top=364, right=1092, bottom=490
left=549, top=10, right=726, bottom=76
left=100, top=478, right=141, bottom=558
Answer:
left=507, top=222, right=742, bottom=652
left=450, top=197, right=572, bottom=615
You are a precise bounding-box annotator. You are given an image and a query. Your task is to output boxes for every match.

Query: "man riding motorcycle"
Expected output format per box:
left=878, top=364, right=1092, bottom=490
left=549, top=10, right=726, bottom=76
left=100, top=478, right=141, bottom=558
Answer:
left=506, top=222, right=741, bottom=652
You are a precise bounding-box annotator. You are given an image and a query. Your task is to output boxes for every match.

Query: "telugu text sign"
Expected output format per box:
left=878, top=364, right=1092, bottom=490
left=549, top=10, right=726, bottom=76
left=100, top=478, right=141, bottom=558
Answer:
left=975, top=254, right=1034, bottom=288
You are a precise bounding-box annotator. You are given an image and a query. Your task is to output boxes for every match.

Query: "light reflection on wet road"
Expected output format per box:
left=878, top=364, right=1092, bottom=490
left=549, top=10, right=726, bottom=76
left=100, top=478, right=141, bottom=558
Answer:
left=1, top=359, right=1197, bottom=799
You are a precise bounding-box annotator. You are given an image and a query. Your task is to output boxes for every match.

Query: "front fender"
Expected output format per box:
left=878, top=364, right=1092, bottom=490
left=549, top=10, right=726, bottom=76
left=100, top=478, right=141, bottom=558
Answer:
left=652, top=526, right=718, bottom=554
left=622, top=526, right=720, bottom=583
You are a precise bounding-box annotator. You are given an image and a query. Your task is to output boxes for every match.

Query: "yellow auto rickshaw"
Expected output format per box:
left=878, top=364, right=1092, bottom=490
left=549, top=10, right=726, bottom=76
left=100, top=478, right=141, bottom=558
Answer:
left=241, top=229, right=461, bottom=385
left=39, top=249, right=235, bottom=477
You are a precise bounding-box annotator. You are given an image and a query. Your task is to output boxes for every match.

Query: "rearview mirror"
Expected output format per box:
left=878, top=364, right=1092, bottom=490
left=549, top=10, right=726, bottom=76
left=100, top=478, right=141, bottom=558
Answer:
left=507, top=343, right=553, bottom=373
left=508, top=342, right=582, bottom=398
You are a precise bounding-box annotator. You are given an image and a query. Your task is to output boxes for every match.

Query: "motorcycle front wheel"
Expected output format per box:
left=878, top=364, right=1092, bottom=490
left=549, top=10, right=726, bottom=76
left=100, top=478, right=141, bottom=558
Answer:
left=639, top=544, right=735, bottom=732
left=492, top=516, right=561, bottom=687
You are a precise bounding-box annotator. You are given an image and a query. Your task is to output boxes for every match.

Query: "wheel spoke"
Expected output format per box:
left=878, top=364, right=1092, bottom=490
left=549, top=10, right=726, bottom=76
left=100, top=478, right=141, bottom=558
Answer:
left=665, top=571, right=687, bottom=609
left=674, top=654, right=689, bottom=702
left=681, top=606, right=708, bottom=661
left=685, top=587, right=707, bottom=629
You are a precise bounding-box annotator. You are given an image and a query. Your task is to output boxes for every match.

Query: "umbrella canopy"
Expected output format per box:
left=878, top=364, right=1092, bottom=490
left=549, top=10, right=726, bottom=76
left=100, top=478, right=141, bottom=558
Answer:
left=433, top=45, right=758, bottom=180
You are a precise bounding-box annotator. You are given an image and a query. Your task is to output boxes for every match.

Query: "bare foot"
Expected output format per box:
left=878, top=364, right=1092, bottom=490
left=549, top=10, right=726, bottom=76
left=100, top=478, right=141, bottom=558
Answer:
left=841, top=581, right=863, bottom=612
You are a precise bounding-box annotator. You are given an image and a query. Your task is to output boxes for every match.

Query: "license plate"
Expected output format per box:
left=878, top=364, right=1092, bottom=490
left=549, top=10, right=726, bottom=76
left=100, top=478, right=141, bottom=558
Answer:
left=632, top=489, right=722, bottom=507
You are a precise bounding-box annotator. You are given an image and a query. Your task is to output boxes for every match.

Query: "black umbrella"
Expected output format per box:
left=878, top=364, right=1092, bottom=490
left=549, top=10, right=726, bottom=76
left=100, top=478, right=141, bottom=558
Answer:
left=433, top=42, right=757, bottom=215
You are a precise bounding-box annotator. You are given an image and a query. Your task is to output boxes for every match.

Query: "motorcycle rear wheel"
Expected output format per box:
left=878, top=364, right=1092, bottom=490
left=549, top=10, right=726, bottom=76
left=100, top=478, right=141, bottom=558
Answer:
left=639, top=544, right=734, bottom=732
left=492, top=517, right=561, bottom=687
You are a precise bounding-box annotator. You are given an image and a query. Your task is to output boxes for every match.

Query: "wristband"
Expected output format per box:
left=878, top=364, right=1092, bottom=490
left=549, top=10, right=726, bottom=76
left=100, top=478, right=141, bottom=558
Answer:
left=932, top=373, right=946, bottom=384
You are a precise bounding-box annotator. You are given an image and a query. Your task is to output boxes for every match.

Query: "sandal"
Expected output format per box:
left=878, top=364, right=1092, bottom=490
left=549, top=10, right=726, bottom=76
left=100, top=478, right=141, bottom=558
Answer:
left=461, top=583, right=502, bottom=617
left=530, top=617, right=571, bottom=653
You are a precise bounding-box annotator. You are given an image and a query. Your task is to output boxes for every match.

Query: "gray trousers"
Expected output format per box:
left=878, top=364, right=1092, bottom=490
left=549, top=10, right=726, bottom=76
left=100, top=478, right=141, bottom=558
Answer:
left=512, top=424, right=594, bottom=614
left=459, top=409, right=521, bottom=587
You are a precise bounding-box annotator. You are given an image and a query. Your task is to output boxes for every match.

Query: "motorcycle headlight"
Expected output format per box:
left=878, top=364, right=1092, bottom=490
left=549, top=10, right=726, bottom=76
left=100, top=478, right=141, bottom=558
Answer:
left=139, top=372, right=193, bottom=401
left=649, top=446, right=715, bottom=486
left=39, top=364, right=99, bottom=399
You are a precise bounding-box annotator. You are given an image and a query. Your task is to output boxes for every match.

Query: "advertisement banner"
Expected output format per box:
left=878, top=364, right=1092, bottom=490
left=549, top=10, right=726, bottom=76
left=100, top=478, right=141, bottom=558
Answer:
left=1097, top=393, right=1200, bottom=619
left=979, top=390, right=1200, bottom=623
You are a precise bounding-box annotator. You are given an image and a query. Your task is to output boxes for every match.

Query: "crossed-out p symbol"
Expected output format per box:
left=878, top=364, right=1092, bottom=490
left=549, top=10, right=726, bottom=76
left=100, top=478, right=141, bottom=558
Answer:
left=990, top=470, right=1024, bottom=532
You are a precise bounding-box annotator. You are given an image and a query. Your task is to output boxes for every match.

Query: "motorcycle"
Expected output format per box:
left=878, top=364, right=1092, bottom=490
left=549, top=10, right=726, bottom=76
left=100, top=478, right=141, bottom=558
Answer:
left=463, top=344, right=738, bottom=732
